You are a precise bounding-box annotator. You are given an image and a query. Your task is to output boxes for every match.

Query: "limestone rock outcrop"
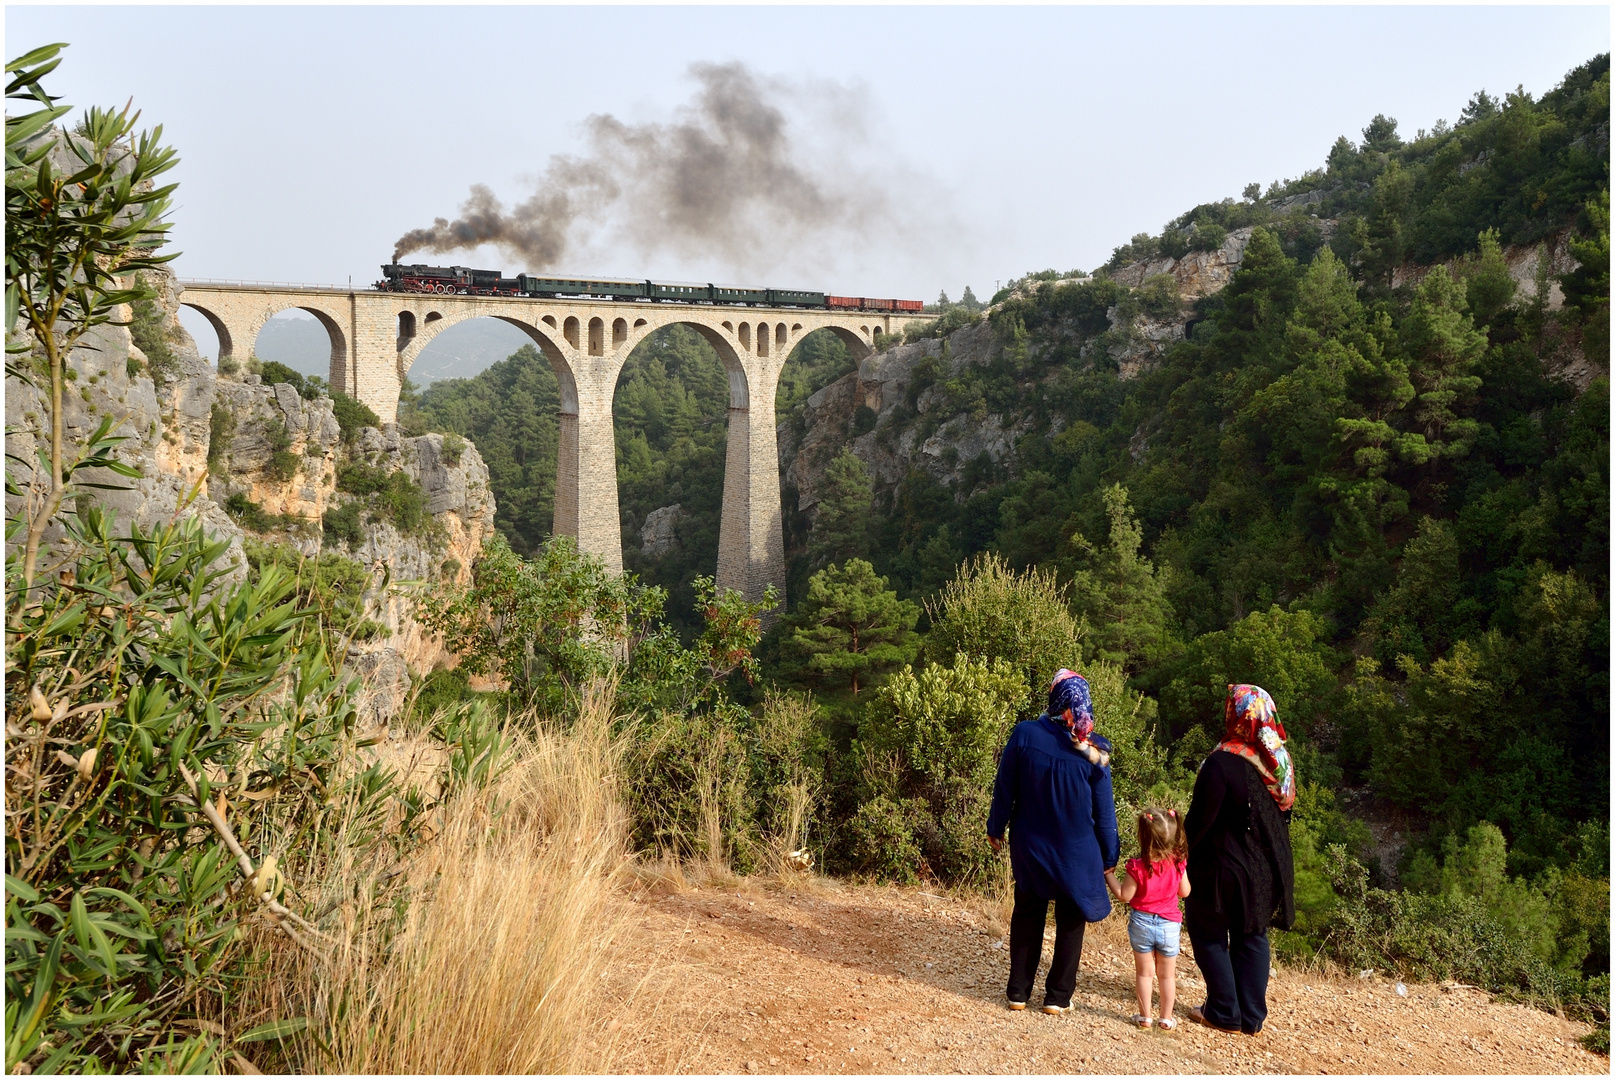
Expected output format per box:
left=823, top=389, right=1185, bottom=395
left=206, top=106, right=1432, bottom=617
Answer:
left=641, top=504, right=684, bottom=559
left=5, top=288, right=246, bottom=581
left=208, top=378, right=344, bottom=519
left=779, top=320, right=1020, bottom=516
left=6, top=266, right=500, bottom=729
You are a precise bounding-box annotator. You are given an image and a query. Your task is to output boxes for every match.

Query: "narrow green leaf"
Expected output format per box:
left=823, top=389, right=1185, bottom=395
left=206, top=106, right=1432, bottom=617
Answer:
left=5, top=873, right=39, bottom=904
left=233, top=1016, right=308, bottom=1044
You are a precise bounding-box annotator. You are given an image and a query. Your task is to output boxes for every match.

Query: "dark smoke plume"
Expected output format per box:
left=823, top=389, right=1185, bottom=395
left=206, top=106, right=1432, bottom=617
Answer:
left=393, top=62, right=932, bottom=278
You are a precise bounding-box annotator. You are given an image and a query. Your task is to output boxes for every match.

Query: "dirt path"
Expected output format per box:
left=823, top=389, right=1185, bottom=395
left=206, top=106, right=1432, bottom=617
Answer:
left=601, top=875, right=1603, bottom=1075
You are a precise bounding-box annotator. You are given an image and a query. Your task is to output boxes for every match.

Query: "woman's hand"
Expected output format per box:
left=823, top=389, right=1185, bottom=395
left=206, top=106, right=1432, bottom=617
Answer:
left=1106, top=866, right=1138, bottom=903
left=988, top=835, right=1004, bottom=853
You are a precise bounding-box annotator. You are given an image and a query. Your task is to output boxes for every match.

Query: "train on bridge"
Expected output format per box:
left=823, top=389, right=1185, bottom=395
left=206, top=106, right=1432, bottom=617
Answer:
left=376, top=263, right=923, bottom=313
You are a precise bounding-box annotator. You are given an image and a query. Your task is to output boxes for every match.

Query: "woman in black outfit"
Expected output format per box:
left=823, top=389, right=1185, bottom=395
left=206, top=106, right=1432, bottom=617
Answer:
left=1183, top=684, right=1295, bottom=1035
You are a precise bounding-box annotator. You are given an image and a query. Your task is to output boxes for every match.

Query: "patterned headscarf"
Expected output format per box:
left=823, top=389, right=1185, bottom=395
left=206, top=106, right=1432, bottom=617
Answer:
left=1048, top=669, right=1108, bottom=766
left=1217, top=684, right=1295, bottom=811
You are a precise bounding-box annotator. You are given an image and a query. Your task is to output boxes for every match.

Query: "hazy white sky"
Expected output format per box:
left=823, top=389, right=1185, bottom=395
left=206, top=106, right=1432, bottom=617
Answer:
left=9, top=5, right=1609, bottom=306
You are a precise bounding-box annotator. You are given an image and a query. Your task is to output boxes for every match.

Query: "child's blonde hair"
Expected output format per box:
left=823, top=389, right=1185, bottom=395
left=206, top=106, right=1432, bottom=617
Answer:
left=1136, top=807, right=1186, bottom=873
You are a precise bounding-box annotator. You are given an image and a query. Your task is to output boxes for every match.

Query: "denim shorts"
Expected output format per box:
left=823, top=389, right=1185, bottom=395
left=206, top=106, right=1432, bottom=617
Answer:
left=1127, top=909, right=1182, bottom=957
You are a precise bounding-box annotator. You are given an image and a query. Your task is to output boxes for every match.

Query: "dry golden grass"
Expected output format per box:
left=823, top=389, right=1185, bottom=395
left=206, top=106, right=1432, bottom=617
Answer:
left=240, top=683, right=636, bottom=1073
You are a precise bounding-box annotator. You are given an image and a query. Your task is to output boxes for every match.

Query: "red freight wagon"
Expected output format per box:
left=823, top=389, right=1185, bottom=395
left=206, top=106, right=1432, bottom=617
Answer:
left=893, top=299, right=924, bottom=312
left=826, top=295, right=863, bottom=310
left=863, top=297, right=895, bottom=312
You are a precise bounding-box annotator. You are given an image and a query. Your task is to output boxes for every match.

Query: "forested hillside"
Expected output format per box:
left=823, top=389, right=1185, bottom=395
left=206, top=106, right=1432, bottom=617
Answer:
left=406, top=325, right=855, bottom=633
left=400, top=54, right=1609, bottom=1040
left=766, top=50, right=1608, bottom=1007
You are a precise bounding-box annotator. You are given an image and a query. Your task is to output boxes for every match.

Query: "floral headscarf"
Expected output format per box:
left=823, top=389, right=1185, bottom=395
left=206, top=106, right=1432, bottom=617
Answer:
left=1217, top=684, right=1295, bottom=810
left=1048, top=669, right=1108, bottom=766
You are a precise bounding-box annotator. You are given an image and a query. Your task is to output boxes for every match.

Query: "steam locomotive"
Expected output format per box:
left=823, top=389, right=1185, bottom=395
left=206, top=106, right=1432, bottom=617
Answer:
left=376, top=263, right=923, bottom=313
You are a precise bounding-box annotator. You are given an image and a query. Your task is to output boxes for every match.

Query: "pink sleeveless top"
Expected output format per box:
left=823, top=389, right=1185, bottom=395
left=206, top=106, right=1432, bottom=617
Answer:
left=1124, top=857, right=1185, bottom=922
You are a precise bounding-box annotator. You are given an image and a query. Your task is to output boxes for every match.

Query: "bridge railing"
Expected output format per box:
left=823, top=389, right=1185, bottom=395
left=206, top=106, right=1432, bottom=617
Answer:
left=179, top=277, right=363, bottom=292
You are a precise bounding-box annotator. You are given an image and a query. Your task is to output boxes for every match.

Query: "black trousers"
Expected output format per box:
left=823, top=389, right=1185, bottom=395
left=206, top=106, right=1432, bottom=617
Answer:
left=1006, top=887, right=1087, bottom=1008
left=1188, top=923, right=1270, bottom=1033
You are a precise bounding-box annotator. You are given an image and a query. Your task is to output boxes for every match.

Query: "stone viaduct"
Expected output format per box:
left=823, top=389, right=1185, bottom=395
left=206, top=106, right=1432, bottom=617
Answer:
left=176, top=282, right=930, bottom=608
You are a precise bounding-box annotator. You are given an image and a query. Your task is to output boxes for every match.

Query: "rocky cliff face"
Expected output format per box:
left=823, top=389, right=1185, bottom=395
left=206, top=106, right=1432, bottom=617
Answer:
left=779, top=320, right=1019, bottom=516
left=5, top=283, right=246, bottom=578
left=209, top=377, right=343, bottom=519
left=777, top=223, right=1596, bottom=523
left=6, top=268, right=498, bottom=726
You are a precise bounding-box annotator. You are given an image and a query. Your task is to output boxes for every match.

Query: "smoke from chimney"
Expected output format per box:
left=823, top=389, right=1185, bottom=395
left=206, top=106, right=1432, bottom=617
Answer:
left=392, top=62, right=943, bottom=280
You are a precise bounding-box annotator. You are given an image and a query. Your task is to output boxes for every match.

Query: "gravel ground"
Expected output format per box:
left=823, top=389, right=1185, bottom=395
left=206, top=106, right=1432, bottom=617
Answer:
left=598, top=875, right=1604, bottom=1075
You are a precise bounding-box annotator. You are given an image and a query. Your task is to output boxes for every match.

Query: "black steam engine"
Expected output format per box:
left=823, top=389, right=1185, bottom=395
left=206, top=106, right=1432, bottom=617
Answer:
left=375, top=263, right=922, bottom=312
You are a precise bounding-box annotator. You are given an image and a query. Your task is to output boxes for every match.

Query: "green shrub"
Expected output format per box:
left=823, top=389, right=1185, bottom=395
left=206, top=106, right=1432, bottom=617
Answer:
left=337, top=461, right=389, bottom=495
left=441, top=432, right=465, bottom=465
left=414, top=534, right=658, bottom=715
left=1193, top=222, right=1228, bottom=252
left=322, top=500, right=363, bottom=546
left=330, top=392, right=379, bottom=444
left=846, top=795, right=928, bottom=883
left=747, top=691, right=826, bottom=856
left=264, top=449, right=300, bottom=482
left=258, top=361, right=306, bottom=395
left=845, top=654, right=1024, bottom=885
left=375, top=469, right=429, bottom=532
left=244, top=539, right=384, bottom=642
left=1581, top=974, right=1610, bottom=1054
left=622, top=704, right=757, bottom=867
left=216, top=354, right=240, bottom=376
left=902, top=305, right=983, bottom=345
left=622, top=691, right=824, bottom=872
left=924, top=551, right=1085, bottom=713
left=4, top=507, right=362, bottom=1073
left=223, top=491, right=273, bottom=531
left=1322, top=846, right=1604, bottom=1031
left=334, top=464, right=429, bottom=534
left=207, top=401, right=235, bottom=470
left=1134, top=273, right=1182, bottom=319
left=410, top=668, right=475, bottom=724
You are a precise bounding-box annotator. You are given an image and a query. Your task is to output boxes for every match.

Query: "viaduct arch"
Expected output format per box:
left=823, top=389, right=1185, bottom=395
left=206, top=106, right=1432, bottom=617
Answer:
left=177, top=282, right=929, bottom=609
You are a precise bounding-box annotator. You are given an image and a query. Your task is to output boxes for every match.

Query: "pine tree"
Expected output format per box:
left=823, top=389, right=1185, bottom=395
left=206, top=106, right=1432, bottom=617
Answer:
left=1065, top=484, right=1173, bottom=670
left=1461, top=228, right=1517, bottom=329
left=783, top=559, right=918, bottom=697
left=809, top=450, right=873, bottom=568
left=1351, top=159, right=1415, bottom=290
left=1402, top=265, right=1487, bottom=459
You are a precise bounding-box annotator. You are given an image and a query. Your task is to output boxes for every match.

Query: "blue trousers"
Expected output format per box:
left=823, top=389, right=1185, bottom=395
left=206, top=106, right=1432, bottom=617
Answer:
left=1188, top=924, right=1270, bottom=1034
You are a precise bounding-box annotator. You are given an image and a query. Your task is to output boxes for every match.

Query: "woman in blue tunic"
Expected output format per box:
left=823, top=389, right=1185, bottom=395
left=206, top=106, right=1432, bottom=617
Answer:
left=986, top=669, right=1120, bottom=1014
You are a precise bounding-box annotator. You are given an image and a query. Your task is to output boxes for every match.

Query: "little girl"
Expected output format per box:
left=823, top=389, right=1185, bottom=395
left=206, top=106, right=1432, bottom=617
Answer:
left=1104, top=808, right=1191, bottom=1029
